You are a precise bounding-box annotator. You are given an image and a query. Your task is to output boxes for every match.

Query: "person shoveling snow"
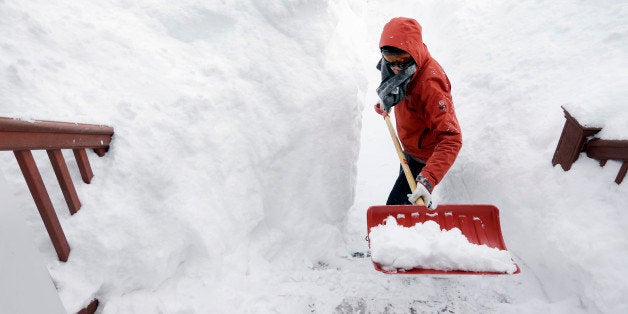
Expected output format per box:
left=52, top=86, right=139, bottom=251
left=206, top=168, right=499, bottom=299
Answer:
left=369, top=216, right=517, bottom=274
left=366, top=17, right=519, bottom=275
left=374, top=17, right=462, bottom=208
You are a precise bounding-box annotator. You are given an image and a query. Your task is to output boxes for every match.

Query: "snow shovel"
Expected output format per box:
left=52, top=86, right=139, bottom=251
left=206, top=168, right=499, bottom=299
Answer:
left=367, top=108, right=520, bottom=275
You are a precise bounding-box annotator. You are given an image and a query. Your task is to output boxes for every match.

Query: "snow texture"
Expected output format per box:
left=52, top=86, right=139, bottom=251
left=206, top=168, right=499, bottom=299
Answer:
left=0, top=0, right=626, bottom=313
left=369, top=216, right=517, bottom=274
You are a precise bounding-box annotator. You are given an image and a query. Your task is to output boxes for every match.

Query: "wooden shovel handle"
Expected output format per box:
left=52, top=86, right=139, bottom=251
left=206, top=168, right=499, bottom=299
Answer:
left=383, top=114, right=425, bottom=206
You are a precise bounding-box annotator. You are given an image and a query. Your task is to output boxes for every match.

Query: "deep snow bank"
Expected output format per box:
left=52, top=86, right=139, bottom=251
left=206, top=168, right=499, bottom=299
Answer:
left=435, top=3, right=628, bottom=312
left=1, top=0, right=367, bottom=311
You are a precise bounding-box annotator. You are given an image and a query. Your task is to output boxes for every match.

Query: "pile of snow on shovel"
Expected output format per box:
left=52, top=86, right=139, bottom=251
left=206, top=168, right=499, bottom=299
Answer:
left=370, top=216, right=517, bottom=274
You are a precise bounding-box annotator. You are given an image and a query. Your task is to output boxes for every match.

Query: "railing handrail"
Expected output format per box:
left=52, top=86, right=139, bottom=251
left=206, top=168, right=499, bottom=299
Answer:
left=0, top=117, right=113, bottom=152
left=0, top=117, right=113, bottom=134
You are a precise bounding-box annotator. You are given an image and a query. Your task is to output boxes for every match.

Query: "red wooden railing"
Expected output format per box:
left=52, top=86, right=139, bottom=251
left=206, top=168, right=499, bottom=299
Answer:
left=0, top=117, right=113, bottom=261
left=552, top=107, right=628, bottom=184
left=1, top=117, right=112, bottom=314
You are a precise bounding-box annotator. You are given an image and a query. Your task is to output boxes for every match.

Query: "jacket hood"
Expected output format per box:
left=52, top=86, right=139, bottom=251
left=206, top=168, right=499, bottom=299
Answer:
left=379, top=17, right=429, bottom=67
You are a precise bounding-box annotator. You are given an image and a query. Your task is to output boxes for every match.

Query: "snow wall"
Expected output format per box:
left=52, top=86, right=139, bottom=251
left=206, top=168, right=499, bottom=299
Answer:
left=1, top=0, right=367, bottom=311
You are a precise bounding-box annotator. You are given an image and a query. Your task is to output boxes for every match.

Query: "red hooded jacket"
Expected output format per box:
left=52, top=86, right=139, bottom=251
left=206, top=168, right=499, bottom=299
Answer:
left=380, top=17, right=462, bottom=188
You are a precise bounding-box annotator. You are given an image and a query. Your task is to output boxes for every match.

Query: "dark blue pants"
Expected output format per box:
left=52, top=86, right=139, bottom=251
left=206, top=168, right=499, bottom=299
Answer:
left=386, top=153, right=426, bottom=205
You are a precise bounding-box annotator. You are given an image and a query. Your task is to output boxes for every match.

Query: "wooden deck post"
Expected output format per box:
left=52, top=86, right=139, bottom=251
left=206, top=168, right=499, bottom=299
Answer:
left=73, top=149, right=94, bottom=184
left=552, top=107, right=602, bottom=171
left=48, top=149, right=82, bottom=214
left=14, top=150, right=70, bottom=262
left=616, top=162, right=628, bottom=184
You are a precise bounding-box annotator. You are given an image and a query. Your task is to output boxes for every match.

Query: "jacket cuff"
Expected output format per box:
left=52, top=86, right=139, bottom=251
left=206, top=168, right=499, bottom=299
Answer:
left=415, top=175, right=433, bottom=193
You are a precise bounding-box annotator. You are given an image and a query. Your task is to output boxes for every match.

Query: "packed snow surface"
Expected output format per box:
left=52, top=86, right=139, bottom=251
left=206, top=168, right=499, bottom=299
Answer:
left=1, top=0, right=626, bottom=313
left=370, top=216, right=517, bottom=274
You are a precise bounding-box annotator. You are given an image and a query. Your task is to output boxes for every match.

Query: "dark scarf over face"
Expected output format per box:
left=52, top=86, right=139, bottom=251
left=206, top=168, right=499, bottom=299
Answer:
left=376, top=58, right=417, bottom=112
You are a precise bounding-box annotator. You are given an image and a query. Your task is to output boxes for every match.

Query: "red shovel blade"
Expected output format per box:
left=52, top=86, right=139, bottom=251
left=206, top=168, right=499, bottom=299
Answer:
left=366, top=204, right=520, bottom=275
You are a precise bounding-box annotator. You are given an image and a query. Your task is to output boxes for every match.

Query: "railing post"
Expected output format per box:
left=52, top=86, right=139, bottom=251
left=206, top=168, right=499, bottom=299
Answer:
left=48, top=149, right=82, bottom=214
left=552, top=107, right=601, bottom=171
left=77, top=299, right=99, bottom=314
left=93, top=148, right=107, bottom=157
left=617, top=162, right=628, bottom=184
left=73, top=148, right=94, bottom=184
left=14, top=150, right=70, bottom=262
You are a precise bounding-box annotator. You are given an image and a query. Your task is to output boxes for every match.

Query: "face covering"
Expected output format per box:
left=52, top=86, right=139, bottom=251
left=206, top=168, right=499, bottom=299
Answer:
left=376, top=58, right=417, bottom=112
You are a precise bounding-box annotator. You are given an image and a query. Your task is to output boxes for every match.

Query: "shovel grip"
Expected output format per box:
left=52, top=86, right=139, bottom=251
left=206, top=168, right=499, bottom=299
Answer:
left=384, top=115, right=425, bottom=206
